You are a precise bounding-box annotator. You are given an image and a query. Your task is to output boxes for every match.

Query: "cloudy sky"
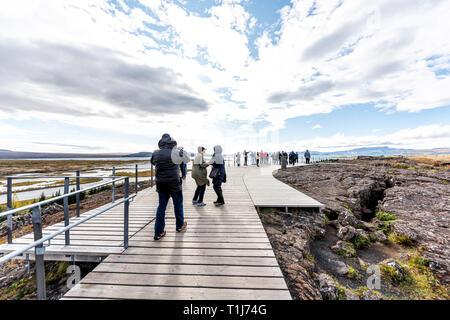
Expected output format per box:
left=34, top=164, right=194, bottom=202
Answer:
left=1, top=0, right=449, bottom=154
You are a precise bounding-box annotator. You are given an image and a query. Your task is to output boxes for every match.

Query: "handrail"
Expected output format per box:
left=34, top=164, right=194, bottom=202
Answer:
left=3, top=175, right=122, bottom=179
left=0, top=175, right=136, bottom=300
left=0, top=161, right=148, bottom=177
left=0, top=193, right=136, bottom=265
left=0, top=177, right=126, bottom=218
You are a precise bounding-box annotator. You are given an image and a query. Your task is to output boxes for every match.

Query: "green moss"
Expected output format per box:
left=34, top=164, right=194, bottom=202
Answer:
left=355, top=286, right=369, bottom=298
left=438, top=178, right=449, bottom=184
left=390, top=234, right=416, bottom=247
left=259, top=207, right=277, bottom=214
left=343, top=202, right=353, bottom=214
left=323, top=216, right=330, bottom=224
left=337, top=286, right=347, bottom=300
left=393, top=162, right=409, bottom=169
left=305, top=254, right=315, bottom=264
left=352, top=235, right=370, bottom=249
left=2, top=277, right=36, bottom=300
left=401, top=255, right=448, bottom=299
left=408, top=255, right=429, bottom=273
left=376, top=211, right=396, bottom=222
left=46, top=261, right=70, bottom=285
left=337, top=242, right=356, bottom=258
left=346, top=266, right=360, bottom=279
left=376, top=223, right=392, bottom=233
left=380, top=264, right=405, bottom=283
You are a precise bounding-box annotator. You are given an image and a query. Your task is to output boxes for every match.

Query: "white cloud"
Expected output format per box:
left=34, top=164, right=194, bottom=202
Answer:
left=282, top=124, right=450, bottom=152
left=0, top=0, right=449, bottom=153
left=312, top=125, right=322, bottom=129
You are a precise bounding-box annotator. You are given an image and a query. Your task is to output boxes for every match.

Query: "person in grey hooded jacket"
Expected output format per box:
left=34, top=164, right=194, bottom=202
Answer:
left=208, top=145, right=226, bottom=206
left=191, top=146, right=209, bottom=207
left=150, top=133, right=190, bottom=240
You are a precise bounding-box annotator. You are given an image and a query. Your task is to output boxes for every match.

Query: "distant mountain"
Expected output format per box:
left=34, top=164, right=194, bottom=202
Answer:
left=0, top=150, right=127, bottom=159
left=124, top=152, right=152, bottom=157
left=0, top=149, right=11, bottom=152
left=303, top=146, right=450, bottom=156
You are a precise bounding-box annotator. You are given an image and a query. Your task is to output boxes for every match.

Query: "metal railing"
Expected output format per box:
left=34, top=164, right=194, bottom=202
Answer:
left=0, top=161, right=156, bottom=300
left=1, top=163, right=148, bottom=244
left=0, top=176, right=136, bottom=299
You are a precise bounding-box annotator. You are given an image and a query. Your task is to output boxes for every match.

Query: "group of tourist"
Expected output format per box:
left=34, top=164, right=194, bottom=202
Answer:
left=150, top=134, right=227, bottom=240
left=235, top=151, right=269, bottom=167
left=150, top=133, right=313, bottom=241
left=271, top=150, right=311, bottom=165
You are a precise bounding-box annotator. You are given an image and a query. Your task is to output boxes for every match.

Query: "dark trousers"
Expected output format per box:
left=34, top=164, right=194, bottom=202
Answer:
left=256, top=159, right=259, bottom=167
left=213, top=184, right=224, bottom=203
left=155, top=190, right=184, bottom=235
left=306, top=158, right=310, bottom=164
left=193, top=184, right=206, bottom=203
left=244, top=157, right=248, bottom=165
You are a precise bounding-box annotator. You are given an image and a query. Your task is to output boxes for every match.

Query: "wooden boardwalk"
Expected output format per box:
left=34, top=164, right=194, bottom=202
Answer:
left=1, top=165, right=324, bottom=299
left=243, top=165, right=324, bottom=209
left=0, top=189, right=156, bottom=261
left=63, top=167, right=293, bottom=300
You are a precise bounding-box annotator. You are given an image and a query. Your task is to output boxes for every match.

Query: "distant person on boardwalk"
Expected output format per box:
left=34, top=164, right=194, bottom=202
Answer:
left=151, top=133, right=190, bottom=240
left=272, top=151, right=279, bottom=165
left=192, top=146, right=209, bottom=207
left=208, top=145, right=227, bottom=206
left=236, top=152, right=241, bottom=167
left=256, top=152, right=260, bottom=167
left=289, top=151, right=295, bottom=166
left=304, top=149, right=311, bottom=164
left=179, top=147, right=187, bottom=182
left=243, top=150, right=248, bottom=166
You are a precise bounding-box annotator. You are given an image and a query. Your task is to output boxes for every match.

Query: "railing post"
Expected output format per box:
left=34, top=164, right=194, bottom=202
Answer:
left=32, top=206, right=46, bottom=300
left=76, top=171, right=80, bottom=217
left=6, top=177, right=13, bottom=244
left=112, top=166, right=115, bottom=202
left=135, top=164, right=138, bottom=194
left=64, top=177, right=70, bottom=246
left=150, top=163, right=154, bottom=188
left=124, top=177, right=129, bottom=249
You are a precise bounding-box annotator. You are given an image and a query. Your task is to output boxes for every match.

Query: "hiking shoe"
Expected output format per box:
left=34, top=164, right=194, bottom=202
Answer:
left=192, top=200, right=198, bottom=204
left=197, top=202, right=206, bottom=207
left=153, top=230, right=166, bottom=241
left=176, top=221, right=187, bottom=232
left=214, top=202, right=225, bottom=206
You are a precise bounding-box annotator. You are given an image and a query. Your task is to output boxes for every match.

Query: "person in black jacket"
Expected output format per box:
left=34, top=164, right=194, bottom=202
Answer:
left=208, top=145, right=226, bottom=206
left=150, top=133, right=190, bottom=240
left=304, top=149, right=311, bottom=164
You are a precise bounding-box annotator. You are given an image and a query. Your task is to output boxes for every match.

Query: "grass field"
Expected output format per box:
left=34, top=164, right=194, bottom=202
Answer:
left=0, top=159, right=148, bottom=176
left=407, top=155, right=450, bottom=166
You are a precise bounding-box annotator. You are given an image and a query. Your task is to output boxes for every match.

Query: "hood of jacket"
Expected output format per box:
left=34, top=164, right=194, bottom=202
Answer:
left=212, top=145, right=224, bottom=164
left=158, top=133, right=177, bottom=149
left=194, top=146, right=205, bottom=165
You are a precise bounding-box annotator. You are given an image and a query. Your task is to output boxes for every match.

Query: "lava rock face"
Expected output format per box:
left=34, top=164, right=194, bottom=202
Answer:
left=275, top=160, right=450, bottom=285
left=258, top=210, right=326, bottom=300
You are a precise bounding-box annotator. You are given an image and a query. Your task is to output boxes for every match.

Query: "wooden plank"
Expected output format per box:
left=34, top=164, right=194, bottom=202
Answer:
left=64, top=283, right=291, bottom=300
left=93, top=262, right=284, bottom=277
left=244, top=170, right=324, bottom=208
left=82, top=272, right=288, bottom=290
left=126, top=241, right=272, bottom=249
left=103, top=254, right=279, bottom=266
left=123, top=247, right=275, bottom=257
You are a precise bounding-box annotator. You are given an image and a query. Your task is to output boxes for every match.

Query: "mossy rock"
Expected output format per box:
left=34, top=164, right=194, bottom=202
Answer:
left=376, top=211, right=396, bottom=222
left=352, top=235, right=370, bottom=249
